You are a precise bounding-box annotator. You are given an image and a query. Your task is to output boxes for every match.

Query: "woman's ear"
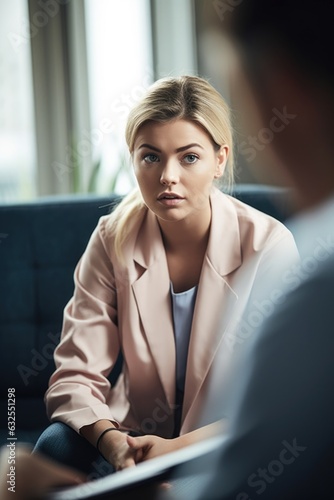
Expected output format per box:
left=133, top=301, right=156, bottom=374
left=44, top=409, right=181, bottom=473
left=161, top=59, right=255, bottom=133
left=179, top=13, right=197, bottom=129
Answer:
left=214, top=145, right=229, bottom=178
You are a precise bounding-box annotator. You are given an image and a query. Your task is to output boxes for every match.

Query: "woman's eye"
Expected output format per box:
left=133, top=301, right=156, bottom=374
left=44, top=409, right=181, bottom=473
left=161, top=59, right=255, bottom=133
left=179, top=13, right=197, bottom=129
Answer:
left=143, top=153, right=159, bottom=163
left=183, top=154, right=199, bottom=164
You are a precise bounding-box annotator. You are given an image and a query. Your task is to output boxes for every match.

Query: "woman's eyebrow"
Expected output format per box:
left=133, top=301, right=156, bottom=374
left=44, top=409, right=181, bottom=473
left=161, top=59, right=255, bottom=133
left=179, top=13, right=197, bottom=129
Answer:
left=138, top=143, right=161, bottom=152
left=176, top=143, right=204, bottom=152
left=138, top=143, right=204, bottom=152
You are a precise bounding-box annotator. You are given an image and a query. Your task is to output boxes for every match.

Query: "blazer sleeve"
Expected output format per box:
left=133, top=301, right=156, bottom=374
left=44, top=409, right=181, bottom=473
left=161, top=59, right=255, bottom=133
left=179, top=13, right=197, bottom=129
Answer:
left=247, top=225, right=300, bottom=307
left=227, top=222, right=300, bottom=349
left=45, top=216, right=121, bottom=432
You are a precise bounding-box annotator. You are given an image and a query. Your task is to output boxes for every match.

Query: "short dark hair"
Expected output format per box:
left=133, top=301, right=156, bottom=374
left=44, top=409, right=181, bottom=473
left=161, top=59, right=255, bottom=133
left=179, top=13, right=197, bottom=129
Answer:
left=228, top=0, right=334, bottom=87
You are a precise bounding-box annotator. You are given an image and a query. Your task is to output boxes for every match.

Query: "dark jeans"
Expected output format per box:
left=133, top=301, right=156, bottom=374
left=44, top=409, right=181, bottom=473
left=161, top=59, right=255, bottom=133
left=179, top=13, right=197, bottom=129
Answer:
left=33, top=422, right=115, bottom=479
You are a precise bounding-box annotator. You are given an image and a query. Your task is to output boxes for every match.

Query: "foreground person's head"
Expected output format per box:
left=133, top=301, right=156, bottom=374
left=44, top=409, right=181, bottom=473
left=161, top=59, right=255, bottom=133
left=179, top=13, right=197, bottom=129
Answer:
left=224, top=0, right=334, bottom=208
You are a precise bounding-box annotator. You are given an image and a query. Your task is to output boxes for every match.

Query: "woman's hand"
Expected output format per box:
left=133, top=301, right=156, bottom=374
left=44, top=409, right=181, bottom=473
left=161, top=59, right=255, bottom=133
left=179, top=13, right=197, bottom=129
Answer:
left=126, top=420, right=228, bottom=465
left=82, top=419, right=227, bottom=470
left=126, top=434, right=181, bottom=463
left=81, top=420, right=140, bottom=471
left=99, top=430, right=141, bottom=471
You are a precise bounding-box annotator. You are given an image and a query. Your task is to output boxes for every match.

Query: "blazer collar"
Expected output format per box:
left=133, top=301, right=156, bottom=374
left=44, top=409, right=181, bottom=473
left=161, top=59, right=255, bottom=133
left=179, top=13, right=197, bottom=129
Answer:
left=206, top=187, right=242, bottom=277
left=132, top=187, right=242, bottom=276
left=132, top=206, right=163, bottom=270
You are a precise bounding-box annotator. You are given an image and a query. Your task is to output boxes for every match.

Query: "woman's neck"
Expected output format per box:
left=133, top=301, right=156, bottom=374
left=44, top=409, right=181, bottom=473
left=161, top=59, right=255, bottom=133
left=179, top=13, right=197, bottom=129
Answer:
left=159, top=211, right=212, bottom=293
left=158, top=210, right=212, bottom=254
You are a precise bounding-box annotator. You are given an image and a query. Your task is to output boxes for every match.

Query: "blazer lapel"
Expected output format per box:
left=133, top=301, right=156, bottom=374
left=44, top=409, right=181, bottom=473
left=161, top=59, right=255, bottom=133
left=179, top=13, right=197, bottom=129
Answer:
left=182, top=189, right=242, bottom=421
left=131, top=210, right=176, bottom=409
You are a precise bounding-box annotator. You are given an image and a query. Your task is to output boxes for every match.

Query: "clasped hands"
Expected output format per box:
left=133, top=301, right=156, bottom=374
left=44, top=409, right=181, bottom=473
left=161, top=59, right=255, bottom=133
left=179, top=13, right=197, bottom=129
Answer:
left=100, top=429, right=180, bottom=471
left=100, top=420, right=224, bottom=472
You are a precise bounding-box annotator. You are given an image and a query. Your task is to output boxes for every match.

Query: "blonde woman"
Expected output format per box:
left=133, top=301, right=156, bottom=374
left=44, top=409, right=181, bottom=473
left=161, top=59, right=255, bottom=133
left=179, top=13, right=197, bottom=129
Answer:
left=34, top=76, right=298, bottom=475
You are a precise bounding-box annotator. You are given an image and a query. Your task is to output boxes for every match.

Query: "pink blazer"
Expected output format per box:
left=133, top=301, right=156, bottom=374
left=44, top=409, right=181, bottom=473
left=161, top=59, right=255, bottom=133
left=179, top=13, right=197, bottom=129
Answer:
left=45, top=188, right=298, bottom=437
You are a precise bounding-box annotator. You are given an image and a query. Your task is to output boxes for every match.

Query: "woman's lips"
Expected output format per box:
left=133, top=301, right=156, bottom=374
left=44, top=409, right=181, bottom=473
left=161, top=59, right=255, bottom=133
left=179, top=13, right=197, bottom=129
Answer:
left=157, top=193, right=185, bottom=207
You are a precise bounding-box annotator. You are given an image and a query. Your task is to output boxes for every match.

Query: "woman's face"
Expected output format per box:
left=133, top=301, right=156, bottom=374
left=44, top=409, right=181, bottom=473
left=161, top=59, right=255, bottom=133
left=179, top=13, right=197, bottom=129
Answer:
left=132, top=119, right=228, bottom=224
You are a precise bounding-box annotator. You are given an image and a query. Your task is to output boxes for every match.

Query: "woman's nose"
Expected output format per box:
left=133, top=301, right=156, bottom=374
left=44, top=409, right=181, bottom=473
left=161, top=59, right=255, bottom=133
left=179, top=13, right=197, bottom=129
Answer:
left=160, top=160, right=179, bottom=185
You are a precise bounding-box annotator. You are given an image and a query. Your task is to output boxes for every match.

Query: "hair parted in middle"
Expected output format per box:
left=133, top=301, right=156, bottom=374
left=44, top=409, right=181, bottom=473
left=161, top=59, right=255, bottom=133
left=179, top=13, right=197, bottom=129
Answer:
left=107, top=75, right=235, bottom=262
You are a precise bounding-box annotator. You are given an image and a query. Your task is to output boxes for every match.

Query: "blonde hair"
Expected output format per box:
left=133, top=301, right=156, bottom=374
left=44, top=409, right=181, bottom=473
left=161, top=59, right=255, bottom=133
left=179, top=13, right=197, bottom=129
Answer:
left=109, top=75, right=235, bottom=262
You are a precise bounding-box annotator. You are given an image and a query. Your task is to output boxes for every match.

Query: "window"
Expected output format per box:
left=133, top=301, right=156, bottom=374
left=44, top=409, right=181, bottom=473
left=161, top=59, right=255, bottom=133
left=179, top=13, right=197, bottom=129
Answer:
left=84, top=0, right=153, bottom=194
left=0, top=1, right=37, bottom=202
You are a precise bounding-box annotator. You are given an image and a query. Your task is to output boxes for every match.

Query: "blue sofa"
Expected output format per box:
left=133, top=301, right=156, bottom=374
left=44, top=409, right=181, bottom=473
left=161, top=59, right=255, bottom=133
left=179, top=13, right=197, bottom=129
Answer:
left=0, top=184, right=295, bottom=446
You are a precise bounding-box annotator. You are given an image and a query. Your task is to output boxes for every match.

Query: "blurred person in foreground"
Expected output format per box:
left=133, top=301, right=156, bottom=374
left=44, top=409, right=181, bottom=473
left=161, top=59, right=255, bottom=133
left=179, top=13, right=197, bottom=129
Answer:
left=0, top=444, right=85, bottom=500
left=155, top=0, right=334, bottom=498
